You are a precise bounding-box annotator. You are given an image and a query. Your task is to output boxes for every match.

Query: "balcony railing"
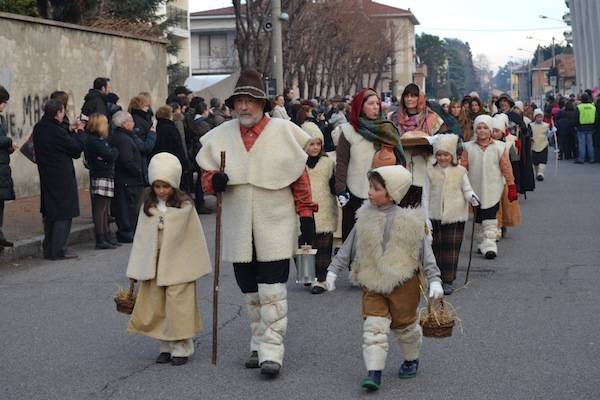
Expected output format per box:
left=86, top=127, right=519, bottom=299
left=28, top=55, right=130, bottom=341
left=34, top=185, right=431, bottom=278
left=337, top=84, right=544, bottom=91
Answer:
left=194, top=56, right=237, bottom=72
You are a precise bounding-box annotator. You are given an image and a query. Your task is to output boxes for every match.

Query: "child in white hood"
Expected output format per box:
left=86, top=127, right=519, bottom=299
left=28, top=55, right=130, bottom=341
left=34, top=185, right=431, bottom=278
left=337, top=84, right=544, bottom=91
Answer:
left=325, top=165, right=443, bottom=392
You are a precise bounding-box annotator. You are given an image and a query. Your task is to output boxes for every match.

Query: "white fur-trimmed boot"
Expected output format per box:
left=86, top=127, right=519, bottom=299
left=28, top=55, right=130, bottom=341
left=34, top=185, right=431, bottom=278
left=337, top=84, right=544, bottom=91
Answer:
left=536, top=163, right=546, bottom=181
left=393, top=322, right=423, bottom=378
left=362, top=316, right=391, bottom=372
left=257, top=283, right=288, bottom=377
left=244, top=292, right=261, bottom=369
left=479, top=219, right=498, bottom=259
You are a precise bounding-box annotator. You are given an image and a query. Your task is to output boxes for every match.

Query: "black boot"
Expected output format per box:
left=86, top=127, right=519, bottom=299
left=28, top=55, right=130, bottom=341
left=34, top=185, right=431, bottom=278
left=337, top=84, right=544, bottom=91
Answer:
left=260, top=361, right=281, bottom=377
left=245, top=351, right=259, bottom=369
left=361, top=370, right=382, bottom=391
left=0, top=238, right=13, bottom=247
left=104, top=234, right=122, bottom=247
left=95, top=235, right=116, bottom=250
left=155, top=352, right=171, bottom=364
left=171, top=356, right=188, bottom=366
left=442, top=282, right=454, bottom=295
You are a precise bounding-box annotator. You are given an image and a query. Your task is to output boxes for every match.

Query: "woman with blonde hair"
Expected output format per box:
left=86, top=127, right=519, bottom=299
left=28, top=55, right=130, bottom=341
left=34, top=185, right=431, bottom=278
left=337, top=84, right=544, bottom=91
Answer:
left=84, top=113, right=119, bottom=249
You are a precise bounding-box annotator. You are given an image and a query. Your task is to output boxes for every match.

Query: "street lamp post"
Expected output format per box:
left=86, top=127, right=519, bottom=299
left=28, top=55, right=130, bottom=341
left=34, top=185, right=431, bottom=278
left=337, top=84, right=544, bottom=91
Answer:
left=517, top=48, right=535, bottom=100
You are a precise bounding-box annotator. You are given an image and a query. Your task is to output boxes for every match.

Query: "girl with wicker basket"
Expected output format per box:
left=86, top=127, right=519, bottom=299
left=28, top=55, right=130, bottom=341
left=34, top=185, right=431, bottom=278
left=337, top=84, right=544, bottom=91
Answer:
left=427, top=134, right=479, bottom=295
left=126, top=152, right=211, bottom=366
left=325, top=165, right=443, bottom=392
left=302, top=122, right=337, bottom=294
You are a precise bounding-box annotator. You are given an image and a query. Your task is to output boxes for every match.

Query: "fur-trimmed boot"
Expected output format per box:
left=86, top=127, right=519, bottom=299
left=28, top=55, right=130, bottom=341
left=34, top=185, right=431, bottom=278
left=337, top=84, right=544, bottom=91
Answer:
left=362, top=316, right=390, bottom=372
left=244, top=292, right=261, bottom=369
left=536, top=163, right=546, bottom=181
left=257, top=283, right=288, bottom=377
left=393, top=322, right=422, bottom=379
left=479, top=219, right=498, bottom=259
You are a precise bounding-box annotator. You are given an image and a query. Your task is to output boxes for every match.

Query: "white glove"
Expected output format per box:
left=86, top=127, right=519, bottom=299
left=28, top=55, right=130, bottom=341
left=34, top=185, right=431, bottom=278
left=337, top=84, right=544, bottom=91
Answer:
left=428, top=281, right=444, bottom=299
left=325, top=271, right=337, bottom=291
left=337, top=193, right=349, bottom=207
left=470, top=194, right=480, bottom=207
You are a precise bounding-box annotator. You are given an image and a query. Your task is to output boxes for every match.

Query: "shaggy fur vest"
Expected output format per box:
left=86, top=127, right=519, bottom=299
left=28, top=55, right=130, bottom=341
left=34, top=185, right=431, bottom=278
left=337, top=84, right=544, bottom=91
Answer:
left=530, top=122, right=550, bottom=152
left=464, top=140, right=505, bottom=209
left=308, top=156, right=337, bottom=233
left=427, top=164, right=469, bottom=224
left=197, top=118, right=310, bottom=263
left=351, top=204, right=425, bottom=294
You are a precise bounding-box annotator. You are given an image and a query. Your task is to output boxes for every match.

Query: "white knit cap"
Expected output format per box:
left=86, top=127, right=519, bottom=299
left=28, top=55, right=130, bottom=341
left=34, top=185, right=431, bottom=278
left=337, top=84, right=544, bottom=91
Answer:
left=438, top=98, right=451, bottom=107
left=433, top=134, right=459, bottom=162
left=533, top=108, right=544, bottom=118
left=469, top=91, right=480, bottom=99
left=492, top=115, right=507, bottom=132
left=301, top=121, right=324, bottom=143
left=371, top=165, right=412, bottom=204
left=473, top=114, right=493, bottom=132
left=514, top=101, right=524, bottom=112
left=148, top=152, right=182, bottom=188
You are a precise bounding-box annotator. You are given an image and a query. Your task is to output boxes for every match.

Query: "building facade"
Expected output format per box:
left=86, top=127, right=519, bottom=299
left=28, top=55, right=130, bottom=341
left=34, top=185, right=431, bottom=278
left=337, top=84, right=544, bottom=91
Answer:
left=566, top=0, right=600, bottom=90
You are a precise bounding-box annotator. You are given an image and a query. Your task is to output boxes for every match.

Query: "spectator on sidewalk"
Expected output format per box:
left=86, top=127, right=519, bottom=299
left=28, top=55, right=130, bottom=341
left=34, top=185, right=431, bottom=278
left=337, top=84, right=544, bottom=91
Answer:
left=150, top=105, right=189, bottom=174
left=85, top=113, right=119, bottom=250
left=109, top=111, right=145, bottom=243
left=574, top=93, right=598, bottom=164
left=33, top=99, right=85, bottom=260
left=0, top=85, right=16, bottom=248
left=209, top=98, right=226, bottom=126
left=270, top=95, right=291, bottom=120
left=81, top=77, right=111, bottom=119
left=129, top=95, right=156, bottom=185
left=187, top=100, right=212, bottom=214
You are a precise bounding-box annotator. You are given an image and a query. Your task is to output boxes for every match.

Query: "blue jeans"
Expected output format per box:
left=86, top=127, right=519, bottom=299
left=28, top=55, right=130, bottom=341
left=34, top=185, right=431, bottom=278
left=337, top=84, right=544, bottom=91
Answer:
left=577, top=131, right=595, bottom=163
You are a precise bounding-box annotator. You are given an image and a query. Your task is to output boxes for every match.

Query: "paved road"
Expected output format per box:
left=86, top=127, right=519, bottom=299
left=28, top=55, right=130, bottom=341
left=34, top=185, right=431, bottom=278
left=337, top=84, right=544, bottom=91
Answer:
left=1, top=157, right=599, bottom=400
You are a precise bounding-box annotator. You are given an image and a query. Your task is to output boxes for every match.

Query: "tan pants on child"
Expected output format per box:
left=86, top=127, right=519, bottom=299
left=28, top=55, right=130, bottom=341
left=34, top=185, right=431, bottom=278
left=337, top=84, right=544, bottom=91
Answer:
left=361, top=274, right=423, bottom=371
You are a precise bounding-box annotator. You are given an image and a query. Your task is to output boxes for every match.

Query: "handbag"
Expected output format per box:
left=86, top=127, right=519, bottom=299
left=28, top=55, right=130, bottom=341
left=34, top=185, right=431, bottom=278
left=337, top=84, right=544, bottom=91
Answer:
left=20, top=132, right=36, bottom=163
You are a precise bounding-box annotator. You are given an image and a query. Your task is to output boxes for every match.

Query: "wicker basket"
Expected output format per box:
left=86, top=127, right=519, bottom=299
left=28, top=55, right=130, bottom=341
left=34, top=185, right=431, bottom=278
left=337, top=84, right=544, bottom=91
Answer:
left=420, top=298, right=455, bottom=338
left=114, top=281, right=136, bottom=315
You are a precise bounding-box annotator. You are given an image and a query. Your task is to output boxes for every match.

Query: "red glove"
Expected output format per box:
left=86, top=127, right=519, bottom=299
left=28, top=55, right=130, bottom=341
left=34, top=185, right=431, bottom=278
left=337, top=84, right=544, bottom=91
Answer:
left=508, top=184, right=518, bottom=202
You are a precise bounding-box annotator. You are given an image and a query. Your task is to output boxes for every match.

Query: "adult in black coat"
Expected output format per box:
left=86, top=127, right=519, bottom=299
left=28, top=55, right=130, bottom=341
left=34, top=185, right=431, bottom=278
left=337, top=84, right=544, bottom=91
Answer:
left=33, top=99, right=85, bottom=260
left=108, top=111, right=144, bottom=243
left=129, top=96, right=156, bottom=185
left=81, top=77, right=111, bottom=119
left=555, top=102, right=577, bottom=160
left=149, top=105, right=190, bottom=172
left=0, top=85, right=16, bottom=247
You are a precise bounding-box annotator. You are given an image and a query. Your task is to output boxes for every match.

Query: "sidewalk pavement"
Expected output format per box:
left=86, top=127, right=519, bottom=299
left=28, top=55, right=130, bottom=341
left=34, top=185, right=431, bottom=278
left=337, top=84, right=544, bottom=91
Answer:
left=0, top=189, right=95, bottom=264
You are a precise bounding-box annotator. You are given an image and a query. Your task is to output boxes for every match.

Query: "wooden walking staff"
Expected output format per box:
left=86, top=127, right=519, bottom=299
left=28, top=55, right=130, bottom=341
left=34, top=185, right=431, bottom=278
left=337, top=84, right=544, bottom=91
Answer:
left=464, top=207, right=477, bottom=285
left=212, top=151, right=226, bottom=365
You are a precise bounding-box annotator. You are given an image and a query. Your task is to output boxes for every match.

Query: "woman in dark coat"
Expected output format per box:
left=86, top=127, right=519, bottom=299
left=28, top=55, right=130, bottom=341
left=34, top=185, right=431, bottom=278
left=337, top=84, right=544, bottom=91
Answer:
left=85, top=113, right=119, bottom=250
left=149, top=105, right=189, bottom=172
left=0, top=85, right=16, bottom=247
left=33, top=99, right=85, bottom=260
left=129, top=95, right=156, bottom=185
left=555, top=101, right=577, bottom=160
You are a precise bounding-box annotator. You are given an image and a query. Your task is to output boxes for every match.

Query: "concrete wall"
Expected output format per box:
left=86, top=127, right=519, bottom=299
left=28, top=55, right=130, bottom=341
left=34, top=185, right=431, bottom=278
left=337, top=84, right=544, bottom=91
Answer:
left=569, top=0, right=600, bottom=90
left=0, top=12, right=168, bottom=198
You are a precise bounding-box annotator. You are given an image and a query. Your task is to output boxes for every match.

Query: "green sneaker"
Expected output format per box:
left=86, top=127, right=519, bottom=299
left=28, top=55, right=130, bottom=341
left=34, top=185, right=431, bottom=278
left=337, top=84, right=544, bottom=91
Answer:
left=361, top=370, right=381, bottom=391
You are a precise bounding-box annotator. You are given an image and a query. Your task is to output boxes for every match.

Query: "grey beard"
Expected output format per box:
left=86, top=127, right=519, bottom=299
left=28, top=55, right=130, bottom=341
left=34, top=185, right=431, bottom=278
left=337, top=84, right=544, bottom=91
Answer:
left=238, top=115, right=262, bottom=128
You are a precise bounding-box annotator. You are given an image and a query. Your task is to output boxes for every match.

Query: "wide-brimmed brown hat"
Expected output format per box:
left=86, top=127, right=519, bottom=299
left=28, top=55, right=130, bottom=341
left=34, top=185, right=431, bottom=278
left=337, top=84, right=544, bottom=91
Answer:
left=225, top=69, right=271, bottom=112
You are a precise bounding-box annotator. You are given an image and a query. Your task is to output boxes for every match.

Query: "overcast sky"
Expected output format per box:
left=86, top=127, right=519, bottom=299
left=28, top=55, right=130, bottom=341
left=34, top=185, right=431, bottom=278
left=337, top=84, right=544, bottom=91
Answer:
left=189, top=0, right=570, bottom=71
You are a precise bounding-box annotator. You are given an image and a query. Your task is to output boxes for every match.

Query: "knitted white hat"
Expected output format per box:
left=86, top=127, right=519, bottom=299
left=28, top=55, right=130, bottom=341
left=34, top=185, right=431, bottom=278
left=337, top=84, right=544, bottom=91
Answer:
left=371, top=165, right=412, bottom=204
left=514, top=101, right=524, bottom=112
left=438, top=98, right=451, bottom=107
left=469, top=91, right=480, bottom=99
left=148, top=152, right=182, bottom=188
left=492, top=115, right=507, bottom=131
left=533, top=108, right=544, bottom=118
left=433, top=134, right=459, bottom=161
left=301, top=121, right=324, bottom=143
left=473, top=114, right=493, bottom=132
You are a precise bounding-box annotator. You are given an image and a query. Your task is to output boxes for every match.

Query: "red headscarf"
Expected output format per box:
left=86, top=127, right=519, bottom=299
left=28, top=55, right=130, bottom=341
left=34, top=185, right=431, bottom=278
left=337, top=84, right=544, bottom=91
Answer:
left=349, top=88, right=380, bottom=131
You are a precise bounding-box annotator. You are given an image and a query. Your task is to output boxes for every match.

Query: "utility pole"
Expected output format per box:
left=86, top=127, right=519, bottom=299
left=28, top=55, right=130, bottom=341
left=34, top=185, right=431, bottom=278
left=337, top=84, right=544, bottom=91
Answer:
left=271, top=0, right=284, bottom=95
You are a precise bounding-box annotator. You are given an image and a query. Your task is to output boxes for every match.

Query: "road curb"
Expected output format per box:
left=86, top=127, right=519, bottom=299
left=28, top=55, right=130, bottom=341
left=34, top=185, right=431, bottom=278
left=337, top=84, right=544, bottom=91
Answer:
left=0, top=223, right=95, bottom=265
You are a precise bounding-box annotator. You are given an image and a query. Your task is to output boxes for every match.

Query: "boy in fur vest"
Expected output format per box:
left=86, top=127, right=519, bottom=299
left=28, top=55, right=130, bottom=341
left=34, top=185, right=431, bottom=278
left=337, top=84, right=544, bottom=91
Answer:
left=303, top=122, right=337, bottom=294
left=325, top=165, right=443, bottom=392
left=529, top=109, right=550, bottom=181
left=126, top=153, right=211, bottom=366
left=461, top=115, right=517, bottom=259
left=427, top=134, right=478, bottom=295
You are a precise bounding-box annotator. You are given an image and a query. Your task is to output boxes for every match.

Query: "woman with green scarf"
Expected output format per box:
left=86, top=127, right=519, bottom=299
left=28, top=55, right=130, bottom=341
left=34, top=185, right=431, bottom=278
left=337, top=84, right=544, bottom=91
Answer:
left=335, top=88, right=405, bottom=240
